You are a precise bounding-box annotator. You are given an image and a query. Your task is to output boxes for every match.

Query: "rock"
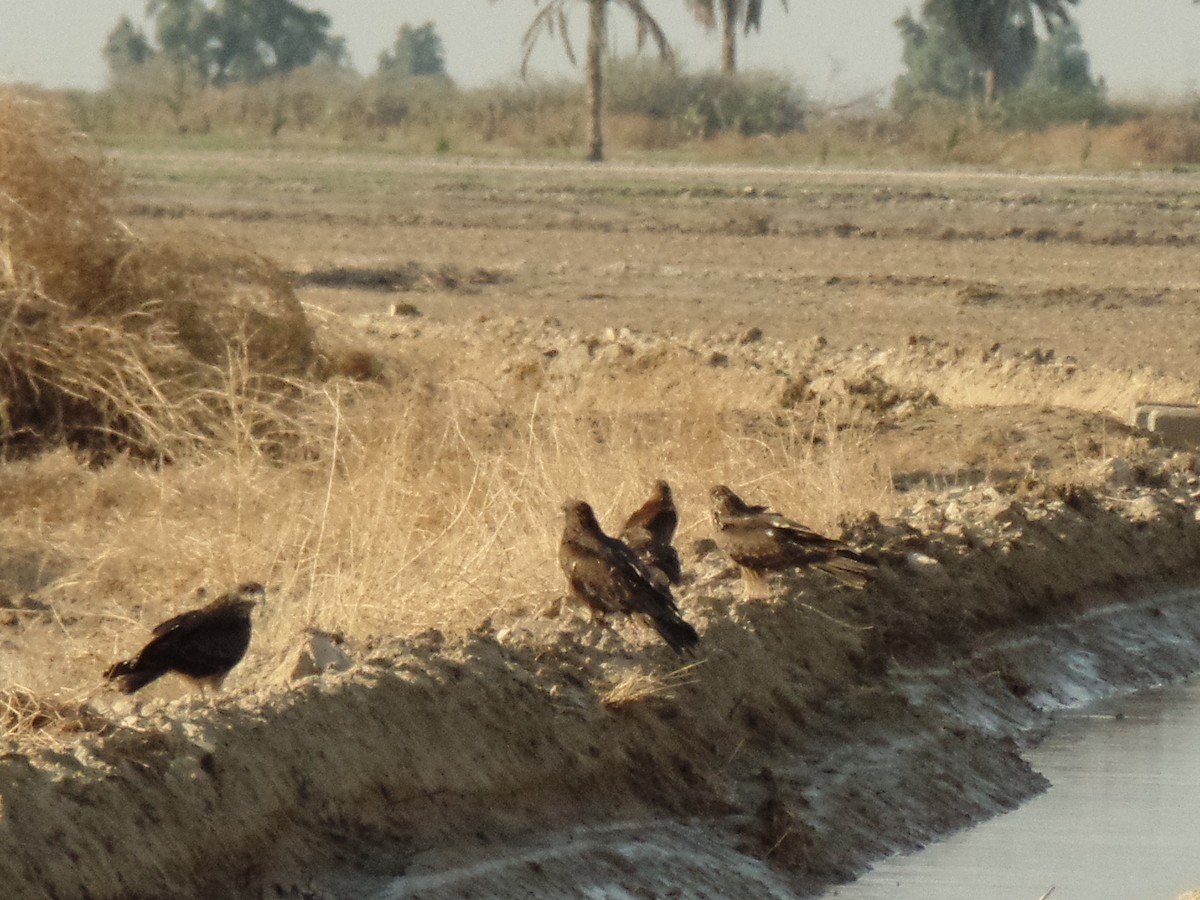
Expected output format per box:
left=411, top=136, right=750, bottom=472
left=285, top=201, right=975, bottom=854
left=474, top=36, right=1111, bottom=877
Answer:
left=595, top=342, right=633, bottom=363
left=388, top=301, right=421, bottom=317
left=284, top=630, right=354, bottom=682
left=1133, top=403, right=1200, bottom=449
left=1127, top=494, right=1163, bottom=523
left=906, top=551, right=942, bottom=570
left=739, top=327, right=764, bottom=345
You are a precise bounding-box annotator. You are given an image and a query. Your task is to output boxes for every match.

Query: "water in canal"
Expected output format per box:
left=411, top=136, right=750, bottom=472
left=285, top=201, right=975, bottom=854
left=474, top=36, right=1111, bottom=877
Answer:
left=828, top=677, right=1200, bottom=900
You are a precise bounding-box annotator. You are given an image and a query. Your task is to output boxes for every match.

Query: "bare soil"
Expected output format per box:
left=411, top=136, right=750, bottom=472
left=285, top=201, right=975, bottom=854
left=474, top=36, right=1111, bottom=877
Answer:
left=5, top=150, right=1200, bottom=898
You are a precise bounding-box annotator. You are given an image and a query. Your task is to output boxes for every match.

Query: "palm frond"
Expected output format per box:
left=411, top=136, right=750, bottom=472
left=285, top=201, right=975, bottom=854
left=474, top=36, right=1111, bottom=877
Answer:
left=520, top=1, right=572, bottom=76
left=618, top=0, right=674, bottom=63
left=1029, top=0, right=1078, bottom=31
left=745, top=0, right=764, bottom=34
left=558, top=5, right=577, bottom=67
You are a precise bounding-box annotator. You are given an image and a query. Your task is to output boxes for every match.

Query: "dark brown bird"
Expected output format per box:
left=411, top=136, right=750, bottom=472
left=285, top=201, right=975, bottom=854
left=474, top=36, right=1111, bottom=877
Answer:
left=104, top=582, right=264, bottom=695
left=559, top=500, right=699, bottom=654
left=710, top=485, right=877, bottom=597
left=617, top=479, right=682, bottom=586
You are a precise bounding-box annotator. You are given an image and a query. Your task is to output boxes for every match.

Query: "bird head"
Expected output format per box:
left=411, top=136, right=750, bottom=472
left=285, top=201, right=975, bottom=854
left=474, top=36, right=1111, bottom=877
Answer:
left=235, top=582, right=267, bottom=604
left=653, top=480, right=673, bottom=503
left=710, top=484, right=743, bottom=517
left=562, top=499, right=601, bottom=534
left=217, top=581, right=266, bottom=617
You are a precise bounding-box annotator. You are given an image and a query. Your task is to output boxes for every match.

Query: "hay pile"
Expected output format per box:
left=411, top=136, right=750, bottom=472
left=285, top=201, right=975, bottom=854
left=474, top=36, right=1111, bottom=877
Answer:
left=0, top=90, right=319, bottom=460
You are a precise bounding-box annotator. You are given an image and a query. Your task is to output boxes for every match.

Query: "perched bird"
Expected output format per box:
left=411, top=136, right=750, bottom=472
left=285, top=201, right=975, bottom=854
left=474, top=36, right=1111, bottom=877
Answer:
left=710, top=485, right=877, bottom=597
left=559, top=500, right=699, bottom=655
left=617, top=479, right=682, bottom=586
left=104, top=582, right=264, bottom=695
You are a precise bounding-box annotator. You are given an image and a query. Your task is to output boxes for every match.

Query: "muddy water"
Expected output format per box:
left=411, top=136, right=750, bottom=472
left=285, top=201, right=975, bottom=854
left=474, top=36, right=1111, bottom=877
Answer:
left=828, top=677, right=1200, bottom=900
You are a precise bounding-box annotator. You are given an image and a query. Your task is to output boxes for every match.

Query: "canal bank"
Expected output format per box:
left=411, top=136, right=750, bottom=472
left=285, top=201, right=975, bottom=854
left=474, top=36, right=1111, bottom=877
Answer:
left=5, top=480, right=1200, bottom=899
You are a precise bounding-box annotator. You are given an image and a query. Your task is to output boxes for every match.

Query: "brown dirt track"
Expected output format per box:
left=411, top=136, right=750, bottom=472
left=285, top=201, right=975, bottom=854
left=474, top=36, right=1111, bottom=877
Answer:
left=5, top=149, right=1200, bottom=898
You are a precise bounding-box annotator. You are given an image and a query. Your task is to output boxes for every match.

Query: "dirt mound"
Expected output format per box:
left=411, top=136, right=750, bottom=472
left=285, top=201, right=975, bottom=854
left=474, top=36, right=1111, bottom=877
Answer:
left=3, top=471, right=1200, bottom=898
left=0, top=90, right=318, bottom=459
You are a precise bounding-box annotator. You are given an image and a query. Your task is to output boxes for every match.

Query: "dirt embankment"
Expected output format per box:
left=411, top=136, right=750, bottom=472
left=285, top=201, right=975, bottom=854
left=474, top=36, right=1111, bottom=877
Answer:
left=3, top=469, right=1200, bottom=898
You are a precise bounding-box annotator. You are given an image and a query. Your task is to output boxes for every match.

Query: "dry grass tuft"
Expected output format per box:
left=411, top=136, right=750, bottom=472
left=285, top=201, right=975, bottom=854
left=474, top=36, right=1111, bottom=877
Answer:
left=0, top=686, right=111, bottom=748
left=602, top=662, right=704, bottom=710
left=0, top=88, right=320, bottom=460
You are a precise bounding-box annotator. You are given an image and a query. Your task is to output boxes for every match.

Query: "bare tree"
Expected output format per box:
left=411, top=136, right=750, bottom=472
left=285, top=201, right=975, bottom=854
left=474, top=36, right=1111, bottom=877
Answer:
left=497, top=0, right=672, bottom=161
left=688, top=0, right=789, bottom=75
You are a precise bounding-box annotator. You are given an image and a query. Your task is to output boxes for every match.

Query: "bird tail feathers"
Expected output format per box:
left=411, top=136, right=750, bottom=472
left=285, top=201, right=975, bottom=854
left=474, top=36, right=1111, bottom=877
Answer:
left=816, top=550, right=877, bottom=589
left=103, top=659, right=165, bottom=694
left=649, top=612, right=700, bottom=655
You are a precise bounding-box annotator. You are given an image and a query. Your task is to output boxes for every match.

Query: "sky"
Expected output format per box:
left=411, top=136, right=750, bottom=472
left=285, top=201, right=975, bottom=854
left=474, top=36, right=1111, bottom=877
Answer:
left=1, top=1, right=1199, bottom=103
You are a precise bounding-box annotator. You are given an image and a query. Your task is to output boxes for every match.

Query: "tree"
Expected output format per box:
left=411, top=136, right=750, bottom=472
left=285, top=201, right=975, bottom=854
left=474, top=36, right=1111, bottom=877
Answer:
left=104, top=15, right=156, bottom=76
left=378, top=22, right=448, bottom=78
left=142, top=0, right=346, bottom=86
left=498, top=0, right=673, bottom=162
left=1001, top=22, right=1107, bottom=127
left=687, top=0, right=788, bottom=75
left=1022, top=22, right=1096, bottom=94
left=206, top=0, right=345, bottom=85
left=927, top=0, right=1077, bottom=105
left=147, top=0, right=215, bottom=83
left=894, top=3, right=1102, bottom=125
left=893, top=9, right=980, bottom=113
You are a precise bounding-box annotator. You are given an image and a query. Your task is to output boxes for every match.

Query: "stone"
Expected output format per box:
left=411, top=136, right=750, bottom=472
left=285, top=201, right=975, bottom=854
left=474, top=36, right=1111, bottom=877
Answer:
left=285, top=630, right=353, bottom=682
left=1133, top=403, right=1200, bottom=449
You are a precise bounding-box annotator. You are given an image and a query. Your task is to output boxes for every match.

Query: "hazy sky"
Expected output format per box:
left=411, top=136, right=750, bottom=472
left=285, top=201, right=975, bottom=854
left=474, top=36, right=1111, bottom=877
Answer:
left=1, top=1, right=1198, bottom=102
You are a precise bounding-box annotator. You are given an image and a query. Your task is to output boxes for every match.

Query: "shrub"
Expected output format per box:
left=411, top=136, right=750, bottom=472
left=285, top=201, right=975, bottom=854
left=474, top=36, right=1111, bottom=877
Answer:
left=0, top=89, right=319, bottom=460
left=606, top=57, right=806, bottom=138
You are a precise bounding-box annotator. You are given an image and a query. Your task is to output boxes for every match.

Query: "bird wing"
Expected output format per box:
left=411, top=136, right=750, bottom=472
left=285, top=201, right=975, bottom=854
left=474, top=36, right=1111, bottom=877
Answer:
left=759, top=512, right=845, bottom=552
left=560, top=536, right=625, bottom=615
left=621, top=526, right=682, bottom=586
left=620, top=497, right=677, bottom=544
left=139, top=610, right=251, bottom=675
left=564, top=529, right=677, bottom=611
left=150, top=606, right=210, bottom=638
left=720, top=505, right=872, bottom=574
left=717, top=511, right=824, bottom=567
left=600, top=534, right=681, bottom=616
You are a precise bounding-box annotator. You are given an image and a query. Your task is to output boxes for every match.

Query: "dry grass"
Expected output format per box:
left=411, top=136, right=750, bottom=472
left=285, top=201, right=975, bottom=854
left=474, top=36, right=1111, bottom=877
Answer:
left=0, top=329, right=897, bottom=711
left=602, top=661, right=705, bottom=710
left=0, top=89, right=321, bottom=461
left=0, top=686, right=111, bottom=748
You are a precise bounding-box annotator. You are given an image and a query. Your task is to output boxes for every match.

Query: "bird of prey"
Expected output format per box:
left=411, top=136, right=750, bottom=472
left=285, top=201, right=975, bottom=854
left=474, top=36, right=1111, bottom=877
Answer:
left=104, top=582, right=264, bottom=695
left=617, top=479, right=682, bottom=587
left=559, top=499, right=699, bottom=654
left=710, top=485, right=877, bottom=597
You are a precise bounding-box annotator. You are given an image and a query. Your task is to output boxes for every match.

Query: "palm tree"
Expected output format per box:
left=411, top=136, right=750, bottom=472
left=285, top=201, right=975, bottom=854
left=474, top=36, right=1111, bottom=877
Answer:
left=931, top=0, right=1077, bottom=105
left=500, top=0, right=672, bottom=162
left=687, top=0, right=789, bottom=75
